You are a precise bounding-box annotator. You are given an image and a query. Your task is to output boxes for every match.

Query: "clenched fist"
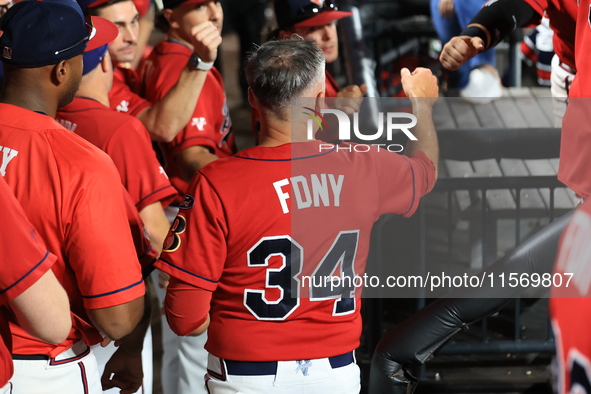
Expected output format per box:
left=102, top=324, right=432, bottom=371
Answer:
left=401, top=67, right=438, bottom=107
left=439, top=35, right=485, bottom=71
left=189, top=21, right=223, bottom=64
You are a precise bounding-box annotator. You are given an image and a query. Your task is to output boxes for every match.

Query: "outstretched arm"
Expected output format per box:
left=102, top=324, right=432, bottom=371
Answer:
left=439, top=0, right=537, bottom=71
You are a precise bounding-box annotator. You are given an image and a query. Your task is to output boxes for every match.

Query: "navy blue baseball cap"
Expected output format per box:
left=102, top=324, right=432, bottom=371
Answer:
left=0, top=0, right=118, bottom=68
left=82, top=43, right=108, bottom=75
left=274, top=0, right=352, bottom=30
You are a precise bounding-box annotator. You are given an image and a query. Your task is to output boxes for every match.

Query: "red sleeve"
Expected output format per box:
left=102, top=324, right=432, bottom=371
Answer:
left=155, top=173, right=227, bottom=291
left=169, top=69, right=232, bottom=157
left=104, top=117, right=177, bottom=210
left=375, top=150, right=436, bottom=218
left=109, top=73, right=152, bottom=117
left=121, top=187, right=159, bottom=274
left=60, top=146, right=146, bottom=310
left=0, top=178, right=56, bottom=305
left=164, top=276, right=211, bottom=336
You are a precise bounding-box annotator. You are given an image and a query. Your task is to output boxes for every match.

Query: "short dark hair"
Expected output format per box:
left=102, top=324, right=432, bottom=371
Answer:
left=154, top=11, right=169, bottom=34
left=244, top=37, right=324, bottom=118
left=86, top=0, right=133, bottom=16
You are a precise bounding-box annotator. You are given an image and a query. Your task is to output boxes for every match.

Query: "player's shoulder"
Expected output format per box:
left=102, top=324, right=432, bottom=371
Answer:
left=152, top=39, right=192, bottom=59
left=45, top=124, right=121, bottom=175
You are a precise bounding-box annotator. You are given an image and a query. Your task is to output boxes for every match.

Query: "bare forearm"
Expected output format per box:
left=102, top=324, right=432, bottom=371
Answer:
left=10, top=270, right=71, bottom=344
left=178, top=148, right=219, bottom=183
left=137, top=68, right=209, bottom=142
left=405, top=105, right=439, bottom=178
left=115, top=288, right=152, bottom=354
left=87, top=296, right=145, bottom=341
left=139, top=202, right=170, bottom=255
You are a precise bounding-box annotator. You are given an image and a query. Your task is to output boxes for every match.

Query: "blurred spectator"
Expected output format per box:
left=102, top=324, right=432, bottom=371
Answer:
left=222, top=0, right=267, bottom=106
left=520, top=16, right=554, bottom=87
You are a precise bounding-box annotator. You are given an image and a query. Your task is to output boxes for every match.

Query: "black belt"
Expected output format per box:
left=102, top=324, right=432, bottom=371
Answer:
left=12, top=354, right=49, bottom=360
left=223, top=351, right=354, bottom=376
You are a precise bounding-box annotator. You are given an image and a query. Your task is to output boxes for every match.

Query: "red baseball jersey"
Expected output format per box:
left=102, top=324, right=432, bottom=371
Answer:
left=325, top=70, right=340, bottom=98
left=155, top=141, right=436, bottom=361
left=141, top=39, right=236, bottom=195
left=57, top=97, right=176, bottom=211
left=0, top=104, right=145, bottom=357
left=558, top=0, right=591, bottom=197
left=0, top=177, right=57, bottom=386
left=522, top=0, right=576, bottom=71
left=551, top=200, right=591, bottom=394
left=109, top=67, right=151, bottom=116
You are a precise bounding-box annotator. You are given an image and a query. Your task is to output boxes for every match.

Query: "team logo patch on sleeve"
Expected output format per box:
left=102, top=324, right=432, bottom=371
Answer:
left=179, top=194, right=195, bottom=210
left=163, top=215, right=187, bottom=252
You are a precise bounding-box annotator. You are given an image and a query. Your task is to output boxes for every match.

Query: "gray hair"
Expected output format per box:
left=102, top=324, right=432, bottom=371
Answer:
left=244, top=37, right=325, bottom=119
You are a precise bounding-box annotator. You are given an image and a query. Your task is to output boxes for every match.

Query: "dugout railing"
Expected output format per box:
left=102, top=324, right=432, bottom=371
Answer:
left=361, top=126, right=569, bottom=393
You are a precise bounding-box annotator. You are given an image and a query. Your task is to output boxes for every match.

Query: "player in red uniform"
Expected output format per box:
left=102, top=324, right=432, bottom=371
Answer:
left=273, top=0, right=366, bottom=99
left=56, top=44, right=177, bottom=394
left=142, top=0, right=236, bottom=196
left=551, top=199, right=591, bottom=394
left=56, top=44, right=176, bottom=253
left=86, top=0, right=223, bottom=145
left=142, top=2, right=235, bottom=392
left=556, top=0, right=591, bottom=200
left=251, top=0, right=367, bottom=142
left=438, top=0, right=576, bottom=126
left=0, top=177, right=72, bottom=394
left=155, top=38, right=438, bottom=393
left=0, top=1, right=146, bottom=392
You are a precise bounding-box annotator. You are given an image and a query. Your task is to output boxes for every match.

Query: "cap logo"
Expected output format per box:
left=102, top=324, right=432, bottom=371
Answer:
left=89, top=26, right=97, bottom=40
left=0, top=31, right=3, bottom=38
left=2, top=47, right=12, bottom=59
left=310, top=0, right=323, bottom=5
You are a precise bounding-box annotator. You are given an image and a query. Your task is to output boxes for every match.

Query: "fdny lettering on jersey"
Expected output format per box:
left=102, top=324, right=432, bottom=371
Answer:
left=58, top=119, right=77, bottom=132
left=273, top=174, right=344, bottom=214
left=0, top=146, right=19, bottom=176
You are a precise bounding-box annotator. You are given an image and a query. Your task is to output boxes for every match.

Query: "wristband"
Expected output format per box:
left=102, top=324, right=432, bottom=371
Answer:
left=460, top=24, right=490, bottom=49
left=189, top=53, right=214, bottom=71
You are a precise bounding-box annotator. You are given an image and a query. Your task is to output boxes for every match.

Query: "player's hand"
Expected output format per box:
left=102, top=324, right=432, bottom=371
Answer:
left=440, top=35, right=484, bottom=71
left=439, top=0, right=454, bottom=18
left=401, top=68, right=438, bottom=107
left=189, top=21, right=222, bottom=64
left=101, top=346, right=143, bottom=394
left=335, top=84, right=368, bottom=115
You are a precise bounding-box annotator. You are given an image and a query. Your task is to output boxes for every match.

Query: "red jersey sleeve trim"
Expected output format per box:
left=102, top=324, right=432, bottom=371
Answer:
left=0, top=251, right=53, bottom=297
left=172, top=136, right=219, bottom=156
left=135, top=185, right=178, bottom=211
left=81, top=279, right=144, bottom=299
left=129, top=100, right=151, bottom=117
left=401, top=157, right=417, bottom=218
left=157, top=257, right=219, bottom=284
